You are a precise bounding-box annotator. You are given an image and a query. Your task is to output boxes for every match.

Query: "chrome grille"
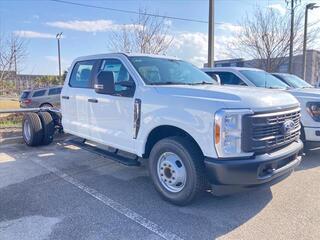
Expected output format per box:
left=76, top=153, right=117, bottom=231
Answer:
left=242, top=108, right=301, bottom=154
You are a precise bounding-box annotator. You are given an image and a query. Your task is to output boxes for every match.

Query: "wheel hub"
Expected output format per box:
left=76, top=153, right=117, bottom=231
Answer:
left=157, top=152, right=186, bottom=193
left=23, top=119, right=31, bottom=141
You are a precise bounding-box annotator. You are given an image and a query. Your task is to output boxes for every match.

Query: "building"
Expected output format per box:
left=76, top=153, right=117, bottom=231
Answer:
left=213, top=49, right=320, bottom=86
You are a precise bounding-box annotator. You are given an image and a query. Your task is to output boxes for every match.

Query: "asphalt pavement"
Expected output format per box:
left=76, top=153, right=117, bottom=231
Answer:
left=0, top=138, right=319, bottom=240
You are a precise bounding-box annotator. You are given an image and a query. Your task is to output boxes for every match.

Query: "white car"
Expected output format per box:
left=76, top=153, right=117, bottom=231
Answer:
left=203, top=67, right=320, bottom=148
left=22, top=54, right=303, bottom=205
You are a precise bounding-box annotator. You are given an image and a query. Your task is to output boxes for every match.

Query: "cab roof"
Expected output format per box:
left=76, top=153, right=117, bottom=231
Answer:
left=73, top=52, right=181, bottom=62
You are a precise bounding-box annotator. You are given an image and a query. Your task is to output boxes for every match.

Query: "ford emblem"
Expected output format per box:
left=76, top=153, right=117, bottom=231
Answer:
left=282, top=120, right=295, bottom=135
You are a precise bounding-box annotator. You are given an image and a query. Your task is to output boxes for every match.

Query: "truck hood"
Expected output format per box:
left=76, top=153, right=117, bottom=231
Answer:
left=289, top=88, right=320, bottom=100
left=155, top=85, right=299, bottom=112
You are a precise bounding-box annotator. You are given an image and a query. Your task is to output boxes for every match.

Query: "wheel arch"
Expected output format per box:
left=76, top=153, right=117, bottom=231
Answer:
left=142, top=125, right=204, bottom=159
left=40, top=102, right=53, bottom=107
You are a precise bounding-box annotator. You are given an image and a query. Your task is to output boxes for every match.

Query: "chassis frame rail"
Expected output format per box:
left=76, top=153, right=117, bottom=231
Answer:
left=0, top=108, right=61, bottom=114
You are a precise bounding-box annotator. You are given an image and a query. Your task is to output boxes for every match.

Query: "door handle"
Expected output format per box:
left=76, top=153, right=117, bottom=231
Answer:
left=62, top=96, right=69, bottom=100
left=88, top=98, right=98, bottom=103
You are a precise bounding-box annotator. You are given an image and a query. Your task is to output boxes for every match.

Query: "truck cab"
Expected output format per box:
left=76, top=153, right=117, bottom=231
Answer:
left=203, top=67, right=320, bottom=148
left=23, top=53, right=303, bottom=205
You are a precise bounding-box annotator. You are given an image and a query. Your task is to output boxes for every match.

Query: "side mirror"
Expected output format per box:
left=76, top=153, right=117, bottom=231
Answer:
left=212, top=74, right=221, bottom=85
left=94, top=71, right=115, bottom=95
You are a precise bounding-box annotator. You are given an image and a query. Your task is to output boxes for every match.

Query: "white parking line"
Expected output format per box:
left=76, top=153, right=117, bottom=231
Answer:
left=32, top=158, right=184, bottom=240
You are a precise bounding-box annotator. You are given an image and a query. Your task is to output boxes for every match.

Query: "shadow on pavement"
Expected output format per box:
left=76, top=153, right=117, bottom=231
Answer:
left=297, top=147, right=320, bottom=171
left=0, top=142, right=274, bottom=240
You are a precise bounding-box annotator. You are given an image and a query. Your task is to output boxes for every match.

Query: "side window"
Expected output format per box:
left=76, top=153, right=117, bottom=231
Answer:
left=215, top=72, right=247, bottom=86
left=48, top=87, right=62, bottom=95
left=205, top=72, right=220, bottom=83
left=32, top=90, right=46, bottom=97
left=70, top=61, right=95, bottom=88
left=100, top=59, right=135, bottom=97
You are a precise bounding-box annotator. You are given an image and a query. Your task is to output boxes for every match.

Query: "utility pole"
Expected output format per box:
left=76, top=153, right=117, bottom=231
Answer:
left=14, top=48, right=18, bottom=92
left=286, top=0, right=300, bottom=74
left=208, top=0, right=214, bottom=68
left=302, top=3, right=319, bottom=80
left=56, top=32, right=63, bottom=79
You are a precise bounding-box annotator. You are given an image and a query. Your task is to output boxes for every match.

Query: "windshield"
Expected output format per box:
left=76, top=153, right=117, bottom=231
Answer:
left=240, top=70, right=289, bottom=89
left=277, top=74, right=313, bottom=88
left=129, top=56, right=217, bottom=85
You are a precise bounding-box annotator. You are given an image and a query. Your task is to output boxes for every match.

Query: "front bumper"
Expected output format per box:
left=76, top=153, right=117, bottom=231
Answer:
left=204, top=140, right=303, bottom=196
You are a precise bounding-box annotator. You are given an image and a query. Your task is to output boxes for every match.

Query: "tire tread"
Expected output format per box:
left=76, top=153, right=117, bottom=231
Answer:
left=149, top=136, right=207, bottom=205
left=22, top=113, right=43, bottom=146
left=38, top=112, right=55, bottom=145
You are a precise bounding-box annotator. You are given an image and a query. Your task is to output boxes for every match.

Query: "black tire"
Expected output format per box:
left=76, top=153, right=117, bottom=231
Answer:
left=38, top=112, right=55, bottom=145
left=148, top=136, right=207, bottom=205
left=22, top=113, right=44, bottom=146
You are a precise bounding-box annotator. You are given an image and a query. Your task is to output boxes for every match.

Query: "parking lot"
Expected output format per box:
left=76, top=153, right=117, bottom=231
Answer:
left=0, top=137, right=319, bottom=240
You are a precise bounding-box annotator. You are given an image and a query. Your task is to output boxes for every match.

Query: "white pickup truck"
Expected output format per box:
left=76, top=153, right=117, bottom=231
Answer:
left=203, top=67, right=320, bottom=149
left=22, top=53, right=303, bottom=205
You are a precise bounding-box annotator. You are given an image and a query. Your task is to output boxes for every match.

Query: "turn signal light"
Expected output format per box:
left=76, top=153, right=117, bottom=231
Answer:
left=215, top=122, right=220, bottom=144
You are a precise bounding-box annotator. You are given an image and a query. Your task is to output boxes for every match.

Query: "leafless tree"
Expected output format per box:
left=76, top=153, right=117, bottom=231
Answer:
left=0, top=33, right=27, bottom=94
left=108, top=9, right=173, bottom=55
left=229, top=7, right=319, bottom=72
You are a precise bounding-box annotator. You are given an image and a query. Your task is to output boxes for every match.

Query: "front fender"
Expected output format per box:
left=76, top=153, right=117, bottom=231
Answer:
left=135, top=104, right=218, bottom=158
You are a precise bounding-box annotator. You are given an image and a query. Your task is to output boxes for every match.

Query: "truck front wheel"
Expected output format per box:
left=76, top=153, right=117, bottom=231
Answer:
left=148, top=136, right=206, bottom=205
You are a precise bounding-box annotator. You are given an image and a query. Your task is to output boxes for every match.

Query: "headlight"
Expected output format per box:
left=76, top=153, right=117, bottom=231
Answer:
left=214, top=109, right=253, bottom=158
left=306, top=102, right=320, bottom=122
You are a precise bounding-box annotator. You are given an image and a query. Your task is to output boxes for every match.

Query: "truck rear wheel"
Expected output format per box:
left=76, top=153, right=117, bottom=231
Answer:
left=22, top=113, right=44, bottom=146
left=38, top=112, right=55, bottom=145
left=148, top=136, right=206, bottom=205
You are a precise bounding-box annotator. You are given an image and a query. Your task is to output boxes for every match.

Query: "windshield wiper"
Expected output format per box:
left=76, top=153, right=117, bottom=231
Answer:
left=149, top=82, right=186, bottom=85
left=266, top=86, right=289, bottom=90
left=266, top=86, right=279, bottom=89
left=149, top=81, right=214, bottom=86
left=188, top=81, right=214, bottom=85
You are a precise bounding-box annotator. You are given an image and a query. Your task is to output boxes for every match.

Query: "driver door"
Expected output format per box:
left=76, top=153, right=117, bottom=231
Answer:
left=89, top=58, right=137, bottom=153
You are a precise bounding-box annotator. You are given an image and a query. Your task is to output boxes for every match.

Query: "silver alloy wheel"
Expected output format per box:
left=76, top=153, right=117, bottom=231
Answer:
left=23, top=119, right=31, bottom=142
left=157, top=152, right=187, bottom=193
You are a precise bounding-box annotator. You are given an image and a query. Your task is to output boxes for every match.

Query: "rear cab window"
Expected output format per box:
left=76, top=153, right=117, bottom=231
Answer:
left=69, top=60, right=95, bottom=88
left=32, top=90, right=46, bottom=97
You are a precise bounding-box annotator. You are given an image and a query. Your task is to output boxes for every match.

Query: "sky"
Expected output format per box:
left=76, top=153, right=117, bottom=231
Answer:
left=0, top=0, right=320, bottom=75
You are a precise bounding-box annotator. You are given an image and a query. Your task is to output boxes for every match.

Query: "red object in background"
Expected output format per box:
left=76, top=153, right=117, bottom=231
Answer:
left=22, top=99, right=32, bottom=105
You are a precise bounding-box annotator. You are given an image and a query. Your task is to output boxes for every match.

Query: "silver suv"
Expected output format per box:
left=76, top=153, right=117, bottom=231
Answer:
left=19, top=86, right=62, bottom=108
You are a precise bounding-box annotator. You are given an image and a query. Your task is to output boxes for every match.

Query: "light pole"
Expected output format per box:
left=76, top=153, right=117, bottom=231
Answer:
left=56, top=32, right=63, bottom=79
left=302, top=3, right=319, bottom=80
left=286, top=0, right=300, bottom=74
left=207, top=0, right=214, bottom=68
